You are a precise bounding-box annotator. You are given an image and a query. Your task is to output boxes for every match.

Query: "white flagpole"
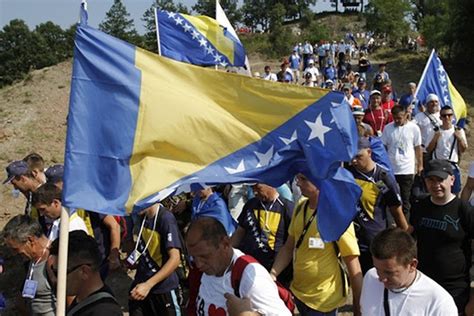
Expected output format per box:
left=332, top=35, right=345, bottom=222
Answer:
left=414, top=48, right=435, bottom=98
left=56, top=207, right=70, bottom=316
left=155, top=7, right=161, bottom=55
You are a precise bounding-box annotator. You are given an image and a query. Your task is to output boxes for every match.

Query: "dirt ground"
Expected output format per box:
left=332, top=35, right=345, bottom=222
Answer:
left=0, top=52, right=473, bottom=315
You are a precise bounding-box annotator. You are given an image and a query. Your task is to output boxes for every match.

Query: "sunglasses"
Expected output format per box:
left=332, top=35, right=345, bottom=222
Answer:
left=441, top=113, right=453, bottom=118
left=51, top=263, right=91, bottom=277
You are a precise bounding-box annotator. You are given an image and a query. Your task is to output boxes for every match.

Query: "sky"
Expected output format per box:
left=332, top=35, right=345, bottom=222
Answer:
left=0, top=0, right=337, bottom=34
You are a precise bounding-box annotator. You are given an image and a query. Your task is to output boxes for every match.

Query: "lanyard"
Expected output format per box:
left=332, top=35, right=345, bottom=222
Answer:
left=295, top=201, right=318, bottom=249
left=355, top=165, right=377, bottom=183
left=134, top=205, right=159, bottom=255
left=258, top=198, right=281, bottom=233
left=27, top=236, right=54, bottom=280
left=370, top=108, right=385, bottom=133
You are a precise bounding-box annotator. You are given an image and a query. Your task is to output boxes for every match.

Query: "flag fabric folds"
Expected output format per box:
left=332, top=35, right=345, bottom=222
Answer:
left=156, top=10, right=246, bottom=68
left=63, top=24, right=361, bottom=241
left=415, top=49, right=468, bottom=127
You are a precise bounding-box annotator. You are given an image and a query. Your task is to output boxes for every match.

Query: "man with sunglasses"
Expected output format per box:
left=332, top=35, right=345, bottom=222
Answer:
left=425, top=105, right=467, bottom=194
left=49, top=231, right=122, bottom=315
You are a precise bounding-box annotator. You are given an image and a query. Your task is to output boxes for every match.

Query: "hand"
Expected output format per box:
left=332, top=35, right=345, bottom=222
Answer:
left=406, top=225, right=414, bottom=234
left=416, top=165, right=423, bottom=176
left=454, top=129, right=463, bottom=139
left=130, top=282, right=152, bottom=300
left=224, top=293, right=254, bottom=316
left=269, top=270, right=278, bottom=282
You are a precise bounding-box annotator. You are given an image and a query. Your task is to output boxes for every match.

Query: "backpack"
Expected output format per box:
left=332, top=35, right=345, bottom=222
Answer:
left=231, top=255, right=295, bottom=313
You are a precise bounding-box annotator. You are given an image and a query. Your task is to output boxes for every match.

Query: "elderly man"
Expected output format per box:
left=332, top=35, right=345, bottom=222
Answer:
left=411, top=159, right=474, bottom=314
left=414, top=93, right=442, bottom=165
left=361, top=227, right=457, bottom=315
left=186, top=217, right=291, bottom=316
left=3, top=215, right=56, bottom=316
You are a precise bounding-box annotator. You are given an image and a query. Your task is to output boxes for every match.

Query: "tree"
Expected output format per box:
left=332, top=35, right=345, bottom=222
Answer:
left=34, top=22, right=70, bottom=66
left=365, top=0, right=412, bottom=45
left=142, top=0, right=189, bottom=51
left=242, top=0, right=271, bottom=31
left=192, top=0, right=242, bottom=26
left=268, top=3, right=293, bottom=57
left=0, top=20, right=37, bottom=86
left=99, top=0, right=141, bottom=45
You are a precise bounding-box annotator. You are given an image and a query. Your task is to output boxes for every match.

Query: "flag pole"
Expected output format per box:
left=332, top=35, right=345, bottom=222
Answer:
left=56, top=207, right=70, bottom=316
left=155, top=7, right=161, bottom=55
left=414, top=49, right=435, bottom=98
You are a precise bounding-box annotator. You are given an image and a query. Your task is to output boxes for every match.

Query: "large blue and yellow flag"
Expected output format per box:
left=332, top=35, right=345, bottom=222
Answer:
left=415, top=49, right=468, bottom=127
left=156, top=10, right=246, bottom=68
left=63, top=23, right=361, bottom=241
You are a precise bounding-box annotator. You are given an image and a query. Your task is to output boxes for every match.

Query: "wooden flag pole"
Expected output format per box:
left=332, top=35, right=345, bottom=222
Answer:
left=56, top=207, right=70, bottom=316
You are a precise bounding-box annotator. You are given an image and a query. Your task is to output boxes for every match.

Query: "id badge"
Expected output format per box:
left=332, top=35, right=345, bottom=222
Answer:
left=22, top=279, right=38, bottom=298
left=376, top=130, right=382, bottom=137
left=308, top=237, right=325, bottom=249
left=126, top=250, right=141, bottom=266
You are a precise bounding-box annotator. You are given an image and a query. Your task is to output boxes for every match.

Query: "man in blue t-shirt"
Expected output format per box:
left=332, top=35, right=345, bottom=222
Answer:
left=288, top=50, right=301, bottom=83
left=128, top=203, right=182, bottom=316
left=353, top=78, right=370, bottom=110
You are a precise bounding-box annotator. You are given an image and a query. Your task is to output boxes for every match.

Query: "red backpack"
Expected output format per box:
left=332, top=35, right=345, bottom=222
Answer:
left=231, top=255, right=295, bottom=314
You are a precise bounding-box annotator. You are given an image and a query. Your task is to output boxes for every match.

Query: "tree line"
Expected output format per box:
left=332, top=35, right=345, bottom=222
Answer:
left=1, top=0, right=473, bottom=88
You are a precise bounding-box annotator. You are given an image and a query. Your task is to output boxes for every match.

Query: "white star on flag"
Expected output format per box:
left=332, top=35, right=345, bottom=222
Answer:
left=255, top=146, right=274, bottom=168
left=442, top=85, right=448, bottom=93
left=183, top=24, right=192, bottom=32
left=224, top=159, right=245, bottom=174
left=198, top=37, right=207, bottom=47
left=439, top=75, right=447, bottom=84
left=213, top=54, right=222, bottom=62
left=167, top=12, right=176, bottom=19
left=279, top=130, right=298, bottom=145
left=174, top=16, right=183, bottom=25
left=258, top=242, right=265, bottom=248
left=305, top=114, right=332, bottom=145
left=191, top=30, right=200, bottom=40
left=206, top=46, right=215, bottom=55
left=437, top=64, right=445, bottom=74
left=220, top=61, right=228, bottom=67
left=444, top=96, right=450, bottom=104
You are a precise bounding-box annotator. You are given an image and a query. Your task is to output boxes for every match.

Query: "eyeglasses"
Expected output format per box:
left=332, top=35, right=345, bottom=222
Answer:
left=51, top=263, right=91, bottom=277
left=441, top=113, right=453, bottom=118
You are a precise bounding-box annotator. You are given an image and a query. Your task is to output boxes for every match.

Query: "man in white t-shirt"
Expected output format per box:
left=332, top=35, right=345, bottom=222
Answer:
left=186, top=217, right=291, bottom=316
left=31, top=182, right=88, bottom=240
left=461, top=162, right=474, bottom=206
left=262, top=65, right=277, bottom=82
left=414, top=93, right=441, bottom=165
left=361, top=227, right=458, bottom=315
left=382, top=105, right=423, bottom=218
left=426, top=105, right=468, bottom=194
left=303, top=59, right=320, bottom=86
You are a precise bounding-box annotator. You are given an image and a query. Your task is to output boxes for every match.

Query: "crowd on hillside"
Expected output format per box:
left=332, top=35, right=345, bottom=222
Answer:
left=1, top=37, right=474, bottom=316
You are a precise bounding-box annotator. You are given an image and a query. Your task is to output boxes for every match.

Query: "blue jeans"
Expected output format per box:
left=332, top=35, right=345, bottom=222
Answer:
left=295, top=296, right=337, bottom=316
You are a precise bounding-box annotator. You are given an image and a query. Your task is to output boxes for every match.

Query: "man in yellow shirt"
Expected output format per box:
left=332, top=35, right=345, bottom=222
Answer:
left=271, top=174, right=363, bottom=316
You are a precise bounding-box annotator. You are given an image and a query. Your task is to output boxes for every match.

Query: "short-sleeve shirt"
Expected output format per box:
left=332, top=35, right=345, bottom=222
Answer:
left=432, top=127, right=467, bottom=163
left=363, top=107, right=392, bottom=135
left=237, top=197, right=293, bottom=270
left=415, top=111, right=441, bottom=151
left=288, top=198, right=360, bottom=312
left=134, top=206, right=182, bottom=294
left=381, top=121, right=421, bottom=175
left=347, top=164, right=401, bottom=251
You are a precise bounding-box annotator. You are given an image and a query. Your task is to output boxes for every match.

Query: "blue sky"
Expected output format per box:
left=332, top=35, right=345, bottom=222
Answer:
left=1, top=0, right=336, bottom=34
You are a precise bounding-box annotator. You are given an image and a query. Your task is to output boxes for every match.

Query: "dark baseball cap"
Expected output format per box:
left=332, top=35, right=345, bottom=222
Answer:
left=424, top=159, right=453, bottom=179
left=357, top=137, right=371, bottom=151
left=45, top=164, right=64, bottom=184
left=3, top=160, right=29, bottom=184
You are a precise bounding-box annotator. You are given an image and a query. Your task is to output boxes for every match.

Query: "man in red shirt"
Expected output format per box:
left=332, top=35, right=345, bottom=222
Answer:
left=363, top=90, right=393, bottom=137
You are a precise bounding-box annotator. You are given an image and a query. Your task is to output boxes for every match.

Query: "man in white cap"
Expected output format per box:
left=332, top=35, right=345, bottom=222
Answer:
left=303, top=59, right=320, bottom=86
left=414, top=93, right=441, bottom=165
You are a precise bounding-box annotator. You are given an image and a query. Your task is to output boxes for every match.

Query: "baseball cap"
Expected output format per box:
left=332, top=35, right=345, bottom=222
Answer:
left=370, top=90, right=381, bottom=96
left=424, top=159, right=453, bottom=179
left=425, top=93, right=439, bottom=103
left=352, top=106, right=365, bottom=116
left=3, top=160, right=29, bottom=184
left=358, top=77, right=366, bottom=84
left=45, top=164, right=64, bottom=184
left=308, top=59, right=315, bottom=65
left=343, top=83, right=352, bottom=90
